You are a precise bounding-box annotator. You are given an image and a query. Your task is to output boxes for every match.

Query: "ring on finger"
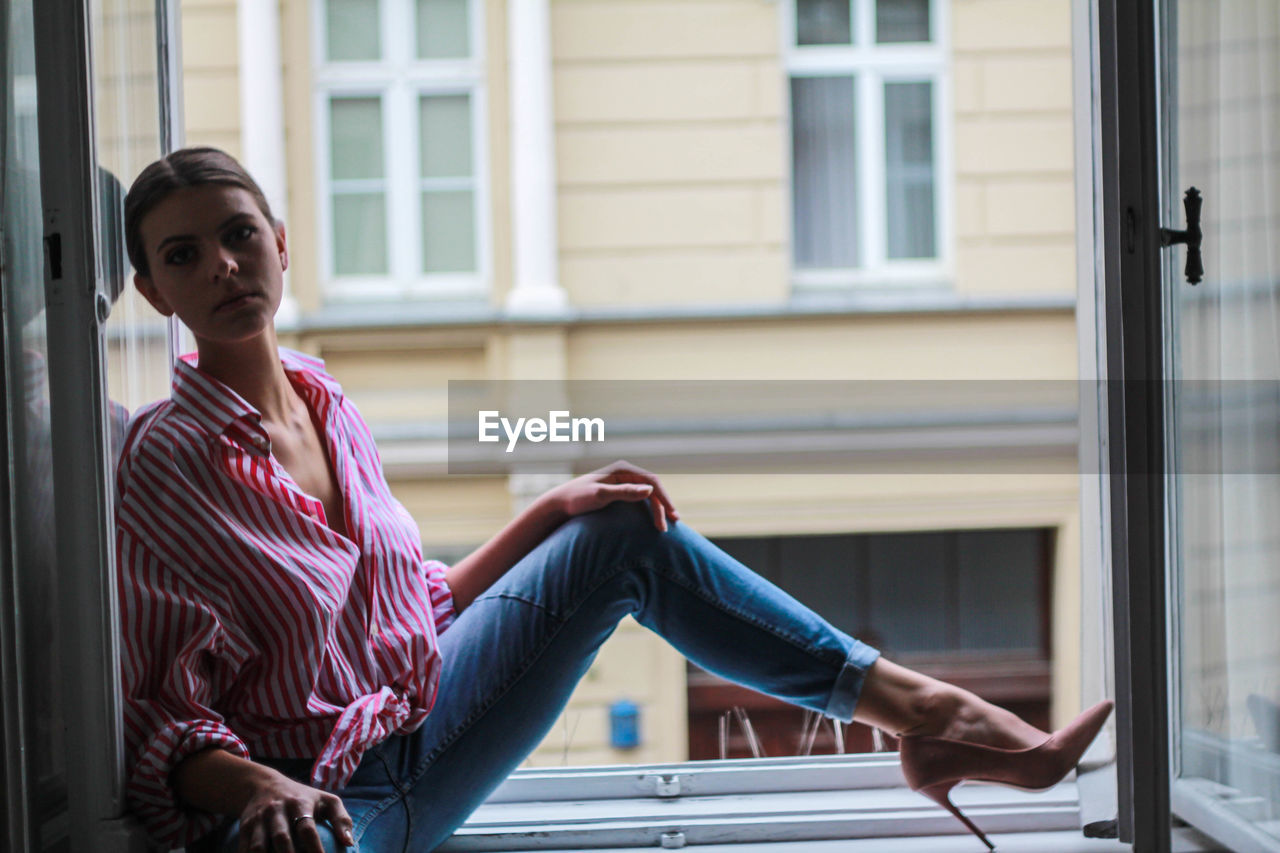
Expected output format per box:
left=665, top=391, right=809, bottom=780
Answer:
left=291, top=814, right=314, bottom=829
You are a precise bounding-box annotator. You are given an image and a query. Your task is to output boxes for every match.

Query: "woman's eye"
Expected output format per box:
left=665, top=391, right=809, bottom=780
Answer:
left=229, top=225, right=257, bottom=243
left=164, top=247, right=194, bottom=265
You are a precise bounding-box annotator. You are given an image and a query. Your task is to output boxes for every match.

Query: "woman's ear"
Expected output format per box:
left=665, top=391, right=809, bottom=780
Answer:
left=133, top=272, right=174, bottom=317
left=274, top=221, right=289, bottom=272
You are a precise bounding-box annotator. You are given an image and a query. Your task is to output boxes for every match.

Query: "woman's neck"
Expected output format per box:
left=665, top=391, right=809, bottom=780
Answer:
left=194, top=327, right=298, bottom=424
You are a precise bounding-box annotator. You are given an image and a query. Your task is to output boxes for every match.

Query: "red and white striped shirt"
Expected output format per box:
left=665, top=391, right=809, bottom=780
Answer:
left=116, top=349, right=455, bottom=847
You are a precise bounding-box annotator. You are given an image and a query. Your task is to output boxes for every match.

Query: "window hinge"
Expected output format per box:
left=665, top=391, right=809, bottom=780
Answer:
left=642, top=773, right=685, bottom=797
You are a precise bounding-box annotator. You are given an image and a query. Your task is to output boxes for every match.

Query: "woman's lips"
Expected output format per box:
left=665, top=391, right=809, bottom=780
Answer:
left=216, top=292, right=260, bottom=312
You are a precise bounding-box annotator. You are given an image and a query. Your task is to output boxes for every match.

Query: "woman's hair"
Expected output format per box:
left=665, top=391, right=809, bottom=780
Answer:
left=124, top=146, right=275, bottom=276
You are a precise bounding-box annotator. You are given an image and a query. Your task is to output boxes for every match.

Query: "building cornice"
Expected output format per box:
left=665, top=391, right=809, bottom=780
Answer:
left=282, top=292, right=1076, bottom=335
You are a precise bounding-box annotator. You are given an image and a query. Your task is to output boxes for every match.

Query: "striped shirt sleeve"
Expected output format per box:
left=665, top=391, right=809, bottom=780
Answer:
left=423, top=559, right=456, bottom=632
left=118, top=527, right=250, bottom=847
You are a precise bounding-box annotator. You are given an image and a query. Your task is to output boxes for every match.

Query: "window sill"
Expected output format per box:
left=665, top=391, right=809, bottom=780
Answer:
left=1171, top=728, right=1280, bottom=852
left=465, top=832, right=1132, bottom=852
left=438, top=755, right=1127, bottom=852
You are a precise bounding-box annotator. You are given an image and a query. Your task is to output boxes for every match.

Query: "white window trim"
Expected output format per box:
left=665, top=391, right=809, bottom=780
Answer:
left=443, top=754, right=1095, bottom=850
left=312, top=0, right=491, bottom=303
left=782, top=0, right=953, bottom=292
left=1171, top=731, right=1280, bottom=853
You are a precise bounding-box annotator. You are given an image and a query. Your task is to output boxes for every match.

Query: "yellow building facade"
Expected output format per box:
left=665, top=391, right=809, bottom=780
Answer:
left=176, top=0, right=1082, bottom=767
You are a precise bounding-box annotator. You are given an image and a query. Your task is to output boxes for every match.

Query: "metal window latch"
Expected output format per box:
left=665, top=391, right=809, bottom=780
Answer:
left=643, top=774, right=685, bottom=797
left=1159, top=187, right=1204, bottom=285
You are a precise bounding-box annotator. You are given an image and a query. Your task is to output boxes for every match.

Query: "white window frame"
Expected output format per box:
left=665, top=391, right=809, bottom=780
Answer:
left=312, top=0, right=491, bottom=303
left=783, top=0, right=953, bottom=292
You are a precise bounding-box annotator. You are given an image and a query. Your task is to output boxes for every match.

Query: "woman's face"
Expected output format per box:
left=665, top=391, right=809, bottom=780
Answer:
left=133, top=184, right=287, bottom=346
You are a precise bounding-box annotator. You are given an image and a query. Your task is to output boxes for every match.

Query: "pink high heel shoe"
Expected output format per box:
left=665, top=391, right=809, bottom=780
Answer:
left=897, top=700, right=1114, bottom=850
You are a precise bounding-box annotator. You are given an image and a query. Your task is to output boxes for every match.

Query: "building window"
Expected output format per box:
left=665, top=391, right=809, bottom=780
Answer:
left=787, top=0, right=947, bottom=288
left=314, top=0, right=488, bottom=301
left=691, top=527, right=1052, bottom=759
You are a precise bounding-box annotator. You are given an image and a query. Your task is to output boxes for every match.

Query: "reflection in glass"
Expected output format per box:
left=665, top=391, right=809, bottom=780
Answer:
left=4, top=0, right=170, bottom=843
left=1170, top=0, right=1280, bottom=840
left=5, top=1, right=65, bottom=842
left=327, top=0, right=381, bottom=61
left=796, top=0, right=852, bottom=46
left=92, top=0, right=176, bottom=836
left=791, top=75, right=858, bottom=268
left=93, top=0, right=176, bottom=420
left=876, top=0, right=930, bottom=43
left=884, top=81, right=935, bottom=260
left=417, top=0, right=469, bottom=59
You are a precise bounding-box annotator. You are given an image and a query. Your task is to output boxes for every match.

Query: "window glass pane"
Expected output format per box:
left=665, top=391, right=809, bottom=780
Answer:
left=776, top=536, right=859, bottom=636
left=417, top=0, right=470, bottom=59
left=699, top=529, right=1051, bottom=761
left=330, top=97, right=384, bottom=181
left=1169, top=1, right=1280, bottom=838
left=6, top=0, right=65, bottom=832
left=796, top=0, right=852, bottom=45
left=955, top=530, right=1044, bottom=650
left=884, top=81, right=935, bottom=260
left=791, top=76, right=858, bottom=269
left=326, top=0, right=380, bottom=61
left=865, top=533, right=948, bottom=652
left=333, top=193, right=388, bottom=275
left=876, top=0, right=930, bottom=43
left=419, top=94, right=472, bottom=178
left=422, top=190, right=475, bottom=273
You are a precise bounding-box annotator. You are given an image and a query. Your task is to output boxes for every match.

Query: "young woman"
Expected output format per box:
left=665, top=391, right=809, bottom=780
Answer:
left=117, top=147, right=1111, bottom=853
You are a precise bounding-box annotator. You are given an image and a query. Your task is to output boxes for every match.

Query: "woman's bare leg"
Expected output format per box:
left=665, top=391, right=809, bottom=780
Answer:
left=853, top=657, right=1047, bottom=750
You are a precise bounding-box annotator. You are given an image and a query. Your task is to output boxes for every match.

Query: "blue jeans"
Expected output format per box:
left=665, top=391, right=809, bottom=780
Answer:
left=199, top=501, right=880, bottom=852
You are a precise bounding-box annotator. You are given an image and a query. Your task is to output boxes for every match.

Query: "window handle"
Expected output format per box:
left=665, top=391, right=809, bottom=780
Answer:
left=1160, top=187, right=1204, bottom=285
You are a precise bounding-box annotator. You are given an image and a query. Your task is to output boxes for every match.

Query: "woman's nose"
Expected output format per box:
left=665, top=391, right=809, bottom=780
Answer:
left=210, top=249, right=237, bottom=280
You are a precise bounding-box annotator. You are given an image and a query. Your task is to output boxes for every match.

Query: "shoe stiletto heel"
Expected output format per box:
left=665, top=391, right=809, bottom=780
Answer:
left=918, top=781, right=995, bottom=851
left=898, top=700, right=1114, bottom=850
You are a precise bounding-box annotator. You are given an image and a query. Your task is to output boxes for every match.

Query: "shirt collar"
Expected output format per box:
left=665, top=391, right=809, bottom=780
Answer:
left=170, top=348, right=341, bottom=444
left=281, top=348, right=345, bottom=402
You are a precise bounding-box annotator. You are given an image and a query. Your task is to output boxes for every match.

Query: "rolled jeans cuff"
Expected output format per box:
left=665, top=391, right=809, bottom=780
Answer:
left=823, top=639, right=882, bottom=723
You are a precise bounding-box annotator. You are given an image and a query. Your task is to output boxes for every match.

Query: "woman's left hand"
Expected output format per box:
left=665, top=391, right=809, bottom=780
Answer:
left=548, top=460, right=680, bottom=531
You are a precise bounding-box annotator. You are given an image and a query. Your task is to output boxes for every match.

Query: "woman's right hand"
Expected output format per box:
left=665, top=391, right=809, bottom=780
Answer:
left=235, top=769, right=356, bottom=853
left=173, top=747, right=357, bottom=853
